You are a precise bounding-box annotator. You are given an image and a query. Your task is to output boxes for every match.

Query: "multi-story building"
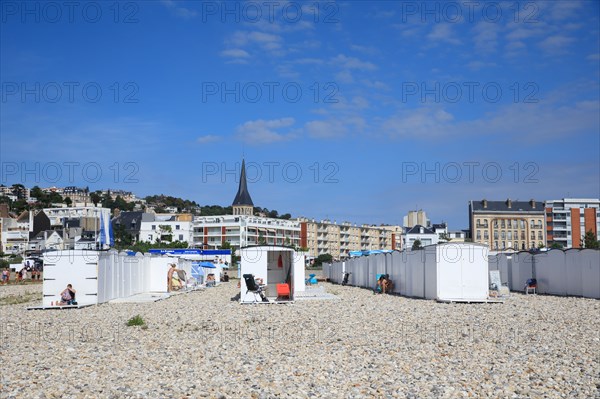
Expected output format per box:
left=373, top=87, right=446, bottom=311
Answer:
left=403, top=225, right=439, bottom=248
left=192, top=215, right=301, bottom=249
left=545, top=198, right=600, bottom=248
left=62, top=186, right=90, bottom=205
left=298, top=218, right=402, bottom=259
left=403, top=210, right=430, bottom=228
left=469, top=199, right=546, bottom=251
left=102, top=189, right=137, bottom=203
left=139, top=214, right=194, bottom=244
left=192, top=160, right=301, bottom=250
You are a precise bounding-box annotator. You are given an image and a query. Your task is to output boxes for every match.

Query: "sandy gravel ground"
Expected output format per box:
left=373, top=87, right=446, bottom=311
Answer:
left=1, top=280, right=598, bottom=398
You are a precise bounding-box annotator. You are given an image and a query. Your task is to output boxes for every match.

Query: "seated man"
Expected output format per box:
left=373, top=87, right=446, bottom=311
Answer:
left=382, top=274, right=393, bottom=294
left=58, top=284, right=77, bottom=305
left=206, top=273, right=216, bottom=287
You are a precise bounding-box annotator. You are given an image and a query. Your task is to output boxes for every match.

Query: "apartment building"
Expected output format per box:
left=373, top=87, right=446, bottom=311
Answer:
left=139, top=213, right=194, bottom=244
left=298, top=218, right=402, bottom=259
left=192, top=215, right=301, bottom=250
left=62, top=186, right=91, bottom=204
left=469, top=199, right=546, bottom=251
left=546, top=198, right=600, bottom=248
left=403, top=210, right=430, bottom=228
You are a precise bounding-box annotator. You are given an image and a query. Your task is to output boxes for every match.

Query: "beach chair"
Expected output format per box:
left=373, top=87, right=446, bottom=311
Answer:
left=525, top=278, right=537, bottom=294
left=276, top=283, right=291, bottom=301
left=243, top=274, right=269, bottom=303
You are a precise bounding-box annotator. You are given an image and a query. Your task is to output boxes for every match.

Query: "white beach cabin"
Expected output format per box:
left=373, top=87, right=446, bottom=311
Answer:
left=239, top=245, right=305, bottom=303
left=40, top=249, right=192, bottom=308
left=422, top=243, right=490, bottom=302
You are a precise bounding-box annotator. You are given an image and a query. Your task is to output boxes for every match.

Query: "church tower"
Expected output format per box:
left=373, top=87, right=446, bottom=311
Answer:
left=232, top=159, right=254, bottom=216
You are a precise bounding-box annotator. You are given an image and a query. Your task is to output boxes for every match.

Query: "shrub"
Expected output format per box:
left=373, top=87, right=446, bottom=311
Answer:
left=126, top=315, right=146, bottom=327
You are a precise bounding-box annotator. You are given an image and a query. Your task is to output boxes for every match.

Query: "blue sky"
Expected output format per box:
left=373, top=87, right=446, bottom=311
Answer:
left=1, top=0, right=599, bottom=229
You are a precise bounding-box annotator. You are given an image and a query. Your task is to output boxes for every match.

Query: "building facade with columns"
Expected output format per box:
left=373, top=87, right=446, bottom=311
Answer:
left=469, top=199, right=546, bottom=251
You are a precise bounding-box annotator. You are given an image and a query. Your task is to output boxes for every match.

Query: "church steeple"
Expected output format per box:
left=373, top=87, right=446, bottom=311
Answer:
left=232, top=159, right=254, bottom=216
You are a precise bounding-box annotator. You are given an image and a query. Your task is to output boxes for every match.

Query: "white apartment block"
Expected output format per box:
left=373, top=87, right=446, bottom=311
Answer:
left=139, top=214, right=194, bottom=244
left=191, top=215, right=301, bottom=250
left=546, top=198, right=600, bottom=249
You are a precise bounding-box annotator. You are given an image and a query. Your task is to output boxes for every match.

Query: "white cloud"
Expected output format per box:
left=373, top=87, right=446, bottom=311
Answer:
left=427, top=24, right=462, bottom=46
left=466, top=61, right=497, bottom=71
left=196, top=135, right=221, bottom=144
left=304, top=120, right=347, bottom=139
left=235, top=118, right=297, bottom=144
left=161, top=0, right=197, bottom=19
left=587, top=53, right=600, bottom=61
left=472, top=22, right=499, bottom=53
left=539, top=35, right=576, bottom=55
left=335, top=70, right=354, bottom=84
left=331, top=54, right=377, bottom=71
left=219, top=49, right=250, bottom=58
left=361, top=80, right=389, bottom=90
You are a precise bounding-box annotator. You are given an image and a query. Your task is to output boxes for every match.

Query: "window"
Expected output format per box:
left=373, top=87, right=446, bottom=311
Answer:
left=502, top=241, right=506, bottom=249
left=477, top=219, right=481, bottom=227
left=176, top=225, right=180, bottom=230
left=538, top=232, right=543, bottom=240
left=521, top=231, right=525, bottom=240
left=494, top=220, right=498, bottom=228
left=494, top=241, right=498, bottom=249
left=151, top=225, right=156, bottom=230
left=530, top=220, right=534, bottom=228
left=179, top=234, right=184, bottom=241
left=507, top=231, right=512, bottom=240
left=494, top=231, right=499, bottom=239
left=476, top=230, right=481, bottom=240
left=537, top=220, right=542, bottom=228
left=484, top=231, right=489, bottom=239
left=507, top=220, right=512, bottom=228
left=501, top=231, right=506, bottom=239
left=522, top=242, right=526, bottom=250
left=520, top=220, right=525, bottom=229
left=501, top=220, right=505, bottom=228
left=514, top=241, right=518, bottom=249
left=531, top=232, right=535, bottom=239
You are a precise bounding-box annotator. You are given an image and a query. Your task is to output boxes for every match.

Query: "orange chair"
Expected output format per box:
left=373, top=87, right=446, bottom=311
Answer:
left=276, top=283, right=291, bottom=300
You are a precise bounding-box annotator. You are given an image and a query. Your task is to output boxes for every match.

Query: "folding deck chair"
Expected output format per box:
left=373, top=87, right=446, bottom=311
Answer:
left=243, top=274, right=269, bottom=303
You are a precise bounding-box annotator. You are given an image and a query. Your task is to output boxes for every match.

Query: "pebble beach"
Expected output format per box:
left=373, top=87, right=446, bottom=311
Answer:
left=1, top=278, right=599, bottom=399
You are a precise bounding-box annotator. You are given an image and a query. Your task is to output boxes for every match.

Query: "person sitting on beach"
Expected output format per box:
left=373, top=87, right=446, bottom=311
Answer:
left=222, top=272, right=229, bottom=282
left=58, top=284, right=77, bottom=305
left=206, top=273, right=216, bottom=287
left=167, top=263, right=180, bottom=292
left=376, top=274, right=385, bottom=293
left=1, top=268, right=8, bottom=285
left=381, top=274, right=393, bottom=294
